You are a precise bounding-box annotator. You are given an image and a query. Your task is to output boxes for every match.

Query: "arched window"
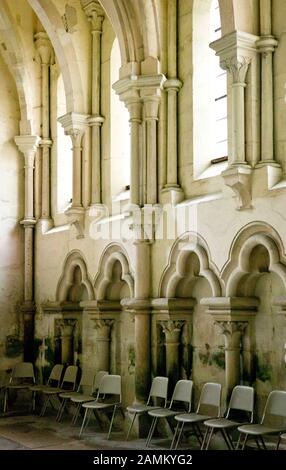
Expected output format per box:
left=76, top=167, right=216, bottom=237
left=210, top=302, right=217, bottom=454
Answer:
left=110, top=38, right=130, bottom=201
left=56, top=73, right=72, bottom=213
left=193, top=0, right=228, bottom=178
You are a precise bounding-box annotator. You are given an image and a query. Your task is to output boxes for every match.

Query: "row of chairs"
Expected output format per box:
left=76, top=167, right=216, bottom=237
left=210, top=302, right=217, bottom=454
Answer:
left=129, top=376, right=286, bottom=450
left=2, top=363, right=286, bottom=449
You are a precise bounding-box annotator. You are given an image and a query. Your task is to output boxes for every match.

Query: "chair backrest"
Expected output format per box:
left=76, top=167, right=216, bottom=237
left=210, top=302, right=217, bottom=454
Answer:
left=147, top=376, right=169, bottom=405
left=77, top=368, right=97, bottom=394
left=92, top=370, right=109, bottom=393
left=226, top=385, right=254, bottom=420
left=61, top=365, right=78, bottom=390
left=97, top=375, right=121, bottom=401
left=169, top=380, right=193, bottom=412
left=197, top=382, right=222, bottom=416
left=11, top=362, right=35, bottom=383
left=262, top=390, right=286, bottom=423
left=47, top=364, right=64, bottom=385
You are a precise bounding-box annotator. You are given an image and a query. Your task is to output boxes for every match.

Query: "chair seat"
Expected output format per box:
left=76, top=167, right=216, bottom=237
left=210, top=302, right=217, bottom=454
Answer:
left=148, top=408, right=178, bottom=418
left=29, top=385, right=46, bottom=392
left=82, top=401, right=120, bottom=410
left=127, top=404, right=161, bottom=414
left=238, top=424, right=286, bottom=436
left=59, top=391, right=80, bottom=399
left=175, top=412, right=211, bottom=423
left=42, top=387, right=63, bottom=395
left=6, top=384, right=33, bottom=390
left=71, top=394, right=95, bottom=403
left=204, top=418, right=239, bottom=429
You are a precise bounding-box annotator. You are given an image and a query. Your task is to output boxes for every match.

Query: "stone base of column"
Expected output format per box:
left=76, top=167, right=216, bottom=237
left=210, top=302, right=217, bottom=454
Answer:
left=161, top=185, right=184, bottom=206
left=38, top=217, right=53, bottom=233
left=88, top=203, right=107, bottom=219
left=20, top=301, right=36, bottom=362
left=254, top=163, right=282, bottom=191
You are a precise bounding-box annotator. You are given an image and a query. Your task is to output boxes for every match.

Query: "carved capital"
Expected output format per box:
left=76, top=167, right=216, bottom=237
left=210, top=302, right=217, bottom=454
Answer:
left=215, top=320, right=248, bottom=349
left=15, top=135, right=41, bottom=167
left=81, top=0, right=104, bottom=32
left=34, top=32, right=53, bottom=65
left=221, top=56, right=251, bottom=84
left=92, top=319, right=114, bottom=340
left=58, top=319, right=77, bottom=337
left=58, top=112, right=89, bottom=144
left=159, top=320, right=185, bottom=344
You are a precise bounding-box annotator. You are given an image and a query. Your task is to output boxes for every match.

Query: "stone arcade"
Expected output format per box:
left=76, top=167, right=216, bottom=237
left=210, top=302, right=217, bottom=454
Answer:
left=1, top=0, right=286, bottom=444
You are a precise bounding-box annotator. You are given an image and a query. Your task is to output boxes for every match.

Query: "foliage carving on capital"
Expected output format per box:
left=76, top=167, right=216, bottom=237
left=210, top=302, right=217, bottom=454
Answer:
left=215, top=321, right=248, bottom=348
left=159, top=320, right=185, bottom=343
left=93, top=319, right=114, bottom=340
left=221, top=56, right=251, bottom=84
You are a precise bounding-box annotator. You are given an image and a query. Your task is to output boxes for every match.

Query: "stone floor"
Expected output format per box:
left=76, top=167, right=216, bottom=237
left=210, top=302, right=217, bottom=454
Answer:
left=0, top=407, right=285, bottom=451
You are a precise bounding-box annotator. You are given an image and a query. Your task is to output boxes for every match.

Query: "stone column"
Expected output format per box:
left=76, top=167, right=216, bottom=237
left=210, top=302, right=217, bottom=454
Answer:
left=210, top=32, right=258, bottom=209
left=58, top=113, right=88, bottom=231
left=162, top=0, right=183, bottom=204
left=82, top=1, right=105, bottom=207
left=34, top=33, right=53, bottom=227
left=15, top=135, right=40, bottom=361
left=127, top=99, right=142, bottom=206
left=159, top=320, right=184, bottom=391
left=256, top=0, right=278, bottom=166
left=215, top=321, right=248, bottom=399
left=144, top=97, right=160, bottom=205
left=59, top=319, right=77, bottom=365
left=92, top=319, right=114, bottom=372
left=201, top=297, right=258, bottom=399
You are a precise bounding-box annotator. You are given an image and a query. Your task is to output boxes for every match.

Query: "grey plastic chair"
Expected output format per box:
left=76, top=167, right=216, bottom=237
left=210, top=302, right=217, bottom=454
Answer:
left=171, top=382, right=222, bottom=449
left=30, top=364, right=64, bottom=411
left=202, top=385, right=254, bottom=450
left=70, top=370, right=109, bottom=425
left=238, top=390, right=286, bottom=450
left=40, top=365, right=78, bottom=416
left=57, top=369, right=108, bottom=423
left=79, top=375, right=122, bottom=440
left=4, top=362, right=35, bottom=412
left=126, top=376, right=169, bottom=440
left=146, top=379, right=193, bottom=447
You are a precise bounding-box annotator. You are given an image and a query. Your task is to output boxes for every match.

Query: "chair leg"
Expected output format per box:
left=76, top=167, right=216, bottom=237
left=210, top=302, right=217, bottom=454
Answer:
left=221, top=429, right=232, bottom=450
left=32, top=392, right=36, bottom=412
left=175, top=422, right=185, bottom=450
left=72, top=403, right=81, bottom=425
left=193, top=424, right=203, bottom=446
left=3, top=389, right=8, bottom=413
left=146, top=417, right=157, bottom=447
left=241, top=433, right=248, bottom=450
left=79, top=408, right=90, bottom=438
left=57, top=399, right=68, bottom=422
left=205, top=427, right=214, bottom=450
left=126, top=413, right=137, bottom=441
left=236, top=432, right=242, bottom=450
left=170, top=421, right=180, bottom=449
left=40, top=395, right=50, bottom=417
left=224, top=430, right=235, bottom=450
left=107, top=405, right=118, bottom=440
left=201, top=427, right=210, bottom=450
left=260, top=436, right=267, bottom=450
left=276, top=435, right=281, bottom=450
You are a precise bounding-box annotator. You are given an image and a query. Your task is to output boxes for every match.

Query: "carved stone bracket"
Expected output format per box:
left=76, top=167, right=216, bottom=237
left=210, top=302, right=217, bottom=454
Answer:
left=222, top=165, right=252, bottom=210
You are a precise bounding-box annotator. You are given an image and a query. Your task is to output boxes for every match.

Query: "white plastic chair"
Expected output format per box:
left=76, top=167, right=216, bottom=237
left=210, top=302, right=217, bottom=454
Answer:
left=171, top=382, right=222, bottom=449
left=70, top=370, right=109, bottom=425
left=40, top=365, right=78, bottom=416
left=56, top=369, right=108, bottom=422
left=202, top=385, right=254, bottom=450
left=30, top=364, right=64, bottom=411
left=79, top=375, right=122, bottom=440
left=3, top=362, right=35, bottom=412
left=237, top=390, right=286, bottom=450
left=146, top=379, right=193, bottom=447
left=126, top=376, right=169, bottom=440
